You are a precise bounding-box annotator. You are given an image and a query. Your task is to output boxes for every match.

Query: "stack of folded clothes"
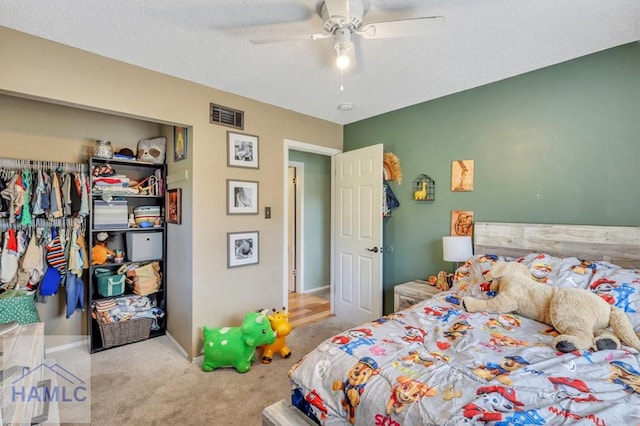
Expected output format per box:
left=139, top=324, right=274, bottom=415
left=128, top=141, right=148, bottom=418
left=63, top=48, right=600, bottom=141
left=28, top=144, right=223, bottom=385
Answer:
left=92, top=295, right=165, bottom=330
left=92, top=164, right=138, bottom=195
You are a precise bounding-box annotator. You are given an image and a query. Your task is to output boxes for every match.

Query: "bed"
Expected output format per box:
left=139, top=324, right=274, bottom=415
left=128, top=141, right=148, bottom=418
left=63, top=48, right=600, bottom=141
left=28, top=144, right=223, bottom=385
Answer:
left=263, top=222, right=640, bottom=425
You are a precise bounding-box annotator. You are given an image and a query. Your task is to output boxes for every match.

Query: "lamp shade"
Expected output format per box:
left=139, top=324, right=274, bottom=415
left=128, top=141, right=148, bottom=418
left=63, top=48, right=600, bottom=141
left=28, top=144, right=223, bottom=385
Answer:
left=442, top=236, right=473, bottom=262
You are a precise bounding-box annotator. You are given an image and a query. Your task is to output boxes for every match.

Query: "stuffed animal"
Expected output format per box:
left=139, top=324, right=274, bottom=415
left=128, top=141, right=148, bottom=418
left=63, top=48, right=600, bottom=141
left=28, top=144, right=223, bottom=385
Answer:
left=260, top=307, right=292, bottom=364
left=462, top=261, right=640, bottom=353
left=202, top=310, right=275, bottom=373
left=137, top=136, right=166, bottom=164
left=91, top=232, right=114, bottom=265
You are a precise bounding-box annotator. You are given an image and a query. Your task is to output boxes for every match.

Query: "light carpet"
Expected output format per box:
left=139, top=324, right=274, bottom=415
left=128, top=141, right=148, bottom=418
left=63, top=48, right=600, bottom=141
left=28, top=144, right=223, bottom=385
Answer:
left=88, top=316, right=354, bottom=425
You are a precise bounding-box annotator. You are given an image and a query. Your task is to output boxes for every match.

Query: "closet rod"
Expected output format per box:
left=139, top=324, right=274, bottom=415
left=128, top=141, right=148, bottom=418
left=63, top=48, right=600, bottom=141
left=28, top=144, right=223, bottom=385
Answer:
left=0, top=216, right=79, bottom=231
left=0, top=157, right=87, bottom=173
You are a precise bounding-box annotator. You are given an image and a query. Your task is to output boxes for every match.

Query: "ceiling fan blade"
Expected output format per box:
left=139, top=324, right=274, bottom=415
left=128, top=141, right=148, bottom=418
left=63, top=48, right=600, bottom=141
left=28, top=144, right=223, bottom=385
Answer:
left=359, top=16, right=444, bottom=39
left=250, top=32, right=330, bottom=45
left=323, top=0, right=351, bottom=24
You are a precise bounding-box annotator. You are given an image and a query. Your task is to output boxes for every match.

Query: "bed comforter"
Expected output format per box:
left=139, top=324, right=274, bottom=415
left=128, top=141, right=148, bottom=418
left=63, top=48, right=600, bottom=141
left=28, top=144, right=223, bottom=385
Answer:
left=287, top=253, right=640, bottom=425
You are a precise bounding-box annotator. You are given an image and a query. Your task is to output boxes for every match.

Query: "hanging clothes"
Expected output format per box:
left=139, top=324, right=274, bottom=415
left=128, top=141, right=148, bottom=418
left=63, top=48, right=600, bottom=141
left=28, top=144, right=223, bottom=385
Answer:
left=79, top=171, right=89, bottom=218
left=31, top=170, right=45, bottom=216
left=0, top=158, right=88, bottom=319
left=45, top=227, right=67, bottom=274
left=21, top=228, right=44, bottom=288
left=65, top=271, right=85, bottom=319
left=49, top=170, right=63, bottom=220
left=0, top=173, right=22, bottom=223
left=0, top=229, right=19, bottom=285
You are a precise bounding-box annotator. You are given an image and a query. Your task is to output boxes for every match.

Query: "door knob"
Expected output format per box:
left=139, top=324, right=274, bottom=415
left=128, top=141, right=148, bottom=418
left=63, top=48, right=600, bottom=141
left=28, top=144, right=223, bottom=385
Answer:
left=366, top=246, right=379, bottom=253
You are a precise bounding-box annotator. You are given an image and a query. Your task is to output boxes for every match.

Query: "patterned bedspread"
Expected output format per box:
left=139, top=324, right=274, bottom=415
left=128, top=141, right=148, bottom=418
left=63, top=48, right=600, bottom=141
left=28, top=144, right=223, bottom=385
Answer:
left=287, top=254, right=640, bottom=425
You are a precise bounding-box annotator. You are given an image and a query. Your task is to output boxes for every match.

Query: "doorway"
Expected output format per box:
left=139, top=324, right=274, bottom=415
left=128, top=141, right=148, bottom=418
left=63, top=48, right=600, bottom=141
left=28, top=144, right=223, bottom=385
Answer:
left=283, top=140, right=340, bottom=327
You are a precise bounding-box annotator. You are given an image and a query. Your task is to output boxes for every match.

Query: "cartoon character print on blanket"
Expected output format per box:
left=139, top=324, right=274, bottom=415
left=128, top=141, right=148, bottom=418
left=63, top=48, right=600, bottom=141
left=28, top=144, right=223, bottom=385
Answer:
left=332, top=357, right=380, bottom=424
left=386, top=375, right=437, bottom=415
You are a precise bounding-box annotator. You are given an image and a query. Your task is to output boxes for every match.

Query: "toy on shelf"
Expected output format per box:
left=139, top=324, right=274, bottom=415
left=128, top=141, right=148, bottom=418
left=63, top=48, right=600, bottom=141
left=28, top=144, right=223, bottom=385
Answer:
left=91, top=232, right=114, bottom=265
left=202, top=309, right=276, bottom=373
left=414, top=181, right=427, bottom=200
left=261, top=307, right=292, bottom=364
left=412, top=174, right=435, bottom=202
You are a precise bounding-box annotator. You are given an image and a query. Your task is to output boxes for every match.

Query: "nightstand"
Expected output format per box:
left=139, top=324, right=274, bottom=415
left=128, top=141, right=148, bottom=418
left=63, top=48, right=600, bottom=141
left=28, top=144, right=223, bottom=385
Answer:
left=393, top=280, right=442, bottom=311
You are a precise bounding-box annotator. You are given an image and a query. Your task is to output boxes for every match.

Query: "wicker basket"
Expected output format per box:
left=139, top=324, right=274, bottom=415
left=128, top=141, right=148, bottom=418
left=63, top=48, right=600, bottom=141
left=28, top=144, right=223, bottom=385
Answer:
left=97, top=317, right=153, bottom=348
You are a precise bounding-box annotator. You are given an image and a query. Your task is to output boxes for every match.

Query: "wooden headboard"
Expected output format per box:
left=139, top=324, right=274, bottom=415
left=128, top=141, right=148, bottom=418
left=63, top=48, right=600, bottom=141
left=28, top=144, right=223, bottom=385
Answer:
left=474, top=222, right=640, bottom=268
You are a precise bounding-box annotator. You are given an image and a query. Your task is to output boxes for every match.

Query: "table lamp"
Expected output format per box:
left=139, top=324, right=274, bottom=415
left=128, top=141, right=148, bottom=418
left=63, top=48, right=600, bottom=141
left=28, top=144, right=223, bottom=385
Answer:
left=442, top=236, right=473, bottom=270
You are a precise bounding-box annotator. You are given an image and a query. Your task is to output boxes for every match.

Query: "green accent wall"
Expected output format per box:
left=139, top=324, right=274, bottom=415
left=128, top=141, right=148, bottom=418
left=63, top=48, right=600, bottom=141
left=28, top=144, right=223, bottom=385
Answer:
left=289, top=150, right=331, bottom=291
left=344, top=42, right=640, bottom=314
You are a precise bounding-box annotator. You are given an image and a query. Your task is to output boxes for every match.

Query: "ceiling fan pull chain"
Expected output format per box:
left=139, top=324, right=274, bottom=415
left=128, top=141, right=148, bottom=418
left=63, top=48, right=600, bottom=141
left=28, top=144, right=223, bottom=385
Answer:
left=340, top=69, right=344, bottom=92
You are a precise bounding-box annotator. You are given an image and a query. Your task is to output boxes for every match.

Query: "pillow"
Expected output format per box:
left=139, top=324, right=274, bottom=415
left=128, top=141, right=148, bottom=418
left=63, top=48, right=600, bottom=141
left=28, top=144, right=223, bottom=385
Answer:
left=451, top=252, right=640, bottom=330
left=0, top=292, right=40, bottom=324
left=451, top=252, right=625, bottom=294
left=587, top=266, right=640, bottom=330
left=450, top=254, right=511, bottom=297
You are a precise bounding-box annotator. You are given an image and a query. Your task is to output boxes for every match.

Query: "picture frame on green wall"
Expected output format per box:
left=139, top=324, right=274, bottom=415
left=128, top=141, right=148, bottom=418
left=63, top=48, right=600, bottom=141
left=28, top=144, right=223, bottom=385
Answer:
left=452, top=210, right=474, bottom=237
left=451, top=160, right=474, bottom=192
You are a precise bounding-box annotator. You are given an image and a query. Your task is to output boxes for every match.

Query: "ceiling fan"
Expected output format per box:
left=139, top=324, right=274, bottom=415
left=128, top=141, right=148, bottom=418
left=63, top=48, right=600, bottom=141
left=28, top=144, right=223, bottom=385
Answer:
left=250, top=0, right=444, bottom=73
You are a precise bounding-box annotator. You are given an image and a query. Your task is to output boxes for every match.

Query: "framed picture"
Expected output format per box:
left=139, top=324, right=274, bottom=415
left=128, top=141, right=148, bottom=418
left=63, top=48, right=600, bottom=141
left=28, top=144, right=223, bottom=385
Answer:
left=451, top=160, right=474, bottom=192
left=227, top=179, right=258, bottom=215
left=227, top=131, right=259, bottom=169
left=451, top=210, right=474, bottom=236
left=227, top=231, right=259, bottom=268
left=174, top=126, right=187, bottom=162
left=166, top=188, right=182, bottom=224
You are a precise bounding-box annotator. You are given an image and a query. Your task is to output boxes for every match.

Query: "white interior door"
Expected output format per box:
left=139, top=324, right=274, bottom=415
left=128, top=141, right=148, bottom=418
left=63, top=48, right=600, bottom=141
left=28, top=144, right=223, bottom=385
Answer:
left=334, top=144, right=383, bottom=324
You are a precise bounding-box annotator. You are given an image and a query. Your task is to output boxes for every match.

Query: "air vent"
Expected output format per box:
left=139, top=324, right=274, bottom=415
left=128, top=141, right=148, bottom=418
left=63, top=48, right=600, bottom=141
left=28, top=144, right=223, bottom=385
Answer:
left=210, top=103, right=244, bottom=130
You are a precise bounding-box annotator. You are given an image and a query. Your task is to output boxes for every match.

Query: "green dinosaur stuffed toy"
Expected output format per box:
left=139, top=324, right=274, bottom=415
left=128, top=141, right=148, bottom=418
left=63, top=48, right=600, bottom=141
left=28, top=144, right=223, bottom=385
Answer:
left=202, top=310, right=276, bottom=373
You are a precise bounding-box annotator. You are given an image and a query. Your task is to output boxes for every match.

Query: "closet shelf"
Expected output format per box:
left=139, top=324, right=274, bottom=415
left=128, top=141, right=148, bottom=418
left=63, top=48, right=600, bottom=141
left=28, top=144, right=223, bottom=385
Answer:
left=89, top=259, right=164, bottom=270
left=91, top=194, right=164, bottom=199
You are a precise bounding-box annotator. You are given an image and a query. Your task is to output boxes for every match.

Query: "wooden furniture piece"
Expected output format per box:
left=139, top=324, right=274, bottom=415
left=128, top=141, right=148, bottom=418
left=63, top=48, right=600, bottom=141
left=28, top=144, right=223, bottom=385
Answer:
left=262, top=399, right=316, bottom=426
left=88, top=156, right=167, bottom=353
left=474, top=222, right=640, bottom=268
left=393, top=280, right=442, bottom=311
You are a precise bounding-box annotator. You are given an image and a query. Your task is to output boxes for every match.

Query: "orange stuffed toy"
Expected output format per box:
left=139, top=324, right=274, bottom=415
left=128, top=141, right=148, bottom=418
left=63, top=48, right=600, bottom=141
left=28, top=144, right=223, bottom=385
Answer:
left=91, top=232, right=114, bottom=265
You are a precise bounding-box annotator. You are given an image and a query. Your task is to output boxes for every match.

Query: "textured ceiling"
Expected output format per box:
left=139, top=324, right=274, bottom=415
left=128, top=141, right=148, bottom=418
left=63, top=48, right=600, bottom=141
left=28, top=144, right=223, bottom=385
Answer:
left=1, top=0, right=639, bottom=125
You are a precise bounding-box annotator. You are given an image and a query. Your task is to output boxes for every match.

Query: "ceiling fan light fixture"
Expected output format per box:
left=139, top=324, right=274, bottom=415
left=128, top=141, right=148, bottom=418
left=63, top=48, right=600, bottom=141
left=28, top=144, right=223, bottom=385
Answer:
left=336, top=45, right=351, bottom=70
left=334, top=27, right=353, bottom=70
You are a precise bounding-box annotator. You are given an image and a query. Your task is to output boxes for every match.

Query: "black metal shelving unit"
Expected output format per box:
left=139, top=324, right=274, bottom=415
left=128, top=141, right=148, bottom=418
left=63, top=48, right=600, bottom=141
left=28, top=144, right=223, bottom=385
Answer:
left=88, top=156, right=167, bottom=353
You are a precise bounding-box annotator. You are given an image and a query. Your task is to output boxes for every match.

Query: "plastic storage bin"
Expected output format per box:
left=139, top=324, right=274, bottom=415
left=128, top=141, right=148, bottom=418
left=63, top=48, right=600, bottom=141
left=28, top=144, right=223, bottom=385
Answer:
left=133, top=206, right=161, bottom=227
left=126, top=231, right=163, bottom=261
left=94, top=200, right=128, bottom=229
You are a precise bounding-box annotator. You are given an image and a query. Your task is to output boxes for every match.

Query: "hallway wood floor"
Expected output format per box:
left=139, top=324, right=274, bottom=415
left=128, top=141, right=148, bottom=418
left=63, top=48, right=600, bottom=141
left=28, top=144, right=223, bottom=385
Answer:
left=288, top=290, right=331, bottom=328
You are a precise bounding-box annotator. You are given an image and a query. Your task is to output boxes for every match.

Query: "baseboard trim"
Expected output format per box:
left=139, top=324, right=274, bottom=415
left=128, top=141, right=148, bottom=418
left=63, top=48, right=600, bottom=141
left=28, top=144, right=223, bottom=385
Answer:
left=45, top=338, right=87, bottom=355
left=301, top=285, right=329, bottom=294
left=165, top=330, right=191, bottom=360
